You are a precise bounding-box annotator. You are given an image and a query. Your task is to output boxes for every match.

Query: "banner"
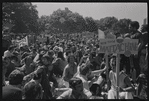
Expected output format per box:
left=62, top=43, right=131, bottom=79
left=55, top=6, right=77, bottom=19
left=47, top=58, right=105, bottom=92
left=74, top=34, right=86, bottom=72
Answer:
left=98, top=39, right=138, bottom=56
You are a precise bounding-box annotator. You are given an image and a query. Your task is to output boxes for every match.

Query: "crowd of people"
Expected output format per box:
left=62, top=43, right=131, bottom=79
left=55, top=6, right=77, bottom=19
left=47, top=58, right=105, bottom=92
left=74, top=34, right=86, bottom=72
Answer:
left=2, top=21, right=148, bottom=99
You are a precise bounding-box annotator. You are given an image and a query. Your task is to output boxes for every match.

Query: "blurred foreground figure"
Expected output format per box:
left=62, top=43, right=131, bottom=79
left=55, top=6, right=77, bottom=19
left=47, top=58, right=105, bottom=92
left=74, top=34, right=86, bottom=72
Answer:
left=57, top=77, right=88, bottom=99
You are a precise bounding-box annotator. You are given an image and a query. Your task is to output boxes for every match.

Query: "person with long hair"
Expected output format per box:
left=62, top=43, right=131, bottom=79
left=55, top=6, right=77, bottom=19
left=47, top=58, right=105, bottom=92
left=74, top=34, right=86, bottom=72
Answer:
left=62, top=54, right=77, bottom=88
left=107, top=55, right=135, bottom=99
left=52, top=52, right=68, bottom=77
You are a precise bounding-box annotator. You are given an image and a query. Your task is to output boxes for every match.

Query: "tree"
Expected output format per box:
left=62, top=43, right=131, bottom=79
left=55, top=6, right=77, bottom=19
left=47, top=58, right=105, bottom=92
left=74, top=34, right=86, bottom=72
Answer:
left=41, top=8, right=87, bottom=34
left=2, top=2, right=39, bottom=34
left=96, top=16, right=118, bottom=31
left=112, top=18, right=131, bottom=35
left=85, top=17, right=98, bottom=32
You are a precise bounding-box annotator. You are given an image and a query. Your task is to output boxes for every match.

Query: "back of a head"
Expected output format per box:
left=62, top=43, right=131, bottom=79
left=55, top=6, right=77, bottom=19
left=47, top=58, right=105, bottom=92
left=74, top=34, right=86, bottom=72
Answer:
left=141, top=24, right=148, bottom=33
left=57, top=51, right=65, bottom=60
left=24, top=81, right=42, bottom=99
left=8, top=69, right=24, bottom=85
left=90, top=83, right=101, bottom=96
left=65, top=50, right=71, bottom=56
left=130, top=21, right=140, bottom=30
left=47, top=50, right=54, bottom=56
left=69, top=77, right=82, bottom=89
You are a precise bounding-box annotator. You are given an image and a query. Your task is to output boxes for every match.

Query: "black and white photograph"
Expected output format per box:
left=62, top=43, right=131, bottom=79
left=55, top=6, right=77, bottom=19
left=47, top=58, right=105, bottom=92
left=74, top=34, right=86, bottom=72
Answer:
left=2, top=2, right=148, bottom=99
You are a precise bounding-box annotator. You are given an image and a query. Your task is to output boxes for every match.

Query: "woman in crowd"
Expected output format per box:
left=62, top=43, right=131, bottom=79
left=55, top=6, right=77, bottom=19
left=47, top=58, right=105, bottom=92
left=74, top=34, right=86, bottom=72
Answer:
left=52, top=51, right=68, bottom=77
left=107, top=55, right=135, bottom=99
left=62, top=54, right=77, bottom=88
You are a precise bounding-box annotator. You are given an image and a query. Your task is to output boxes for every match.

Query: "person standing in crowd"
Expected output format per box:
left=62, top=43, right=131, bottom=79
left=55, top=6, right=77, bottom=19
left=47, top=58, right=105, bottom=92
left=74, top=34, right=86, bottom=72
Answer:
left=127, top=21, right=142, bottom=77
left=139, top=24, right=148, bottom=74
left=52, top=51, right=68, bottom=77
left=62, top=54, right=77, bottom=88
left=36, top=54, right=57, bottom=99
left=2, top=69, right=24, bottom=99
left=57, top=77, right=88, bottom=99
left=107, top=55, right=135, bottom=99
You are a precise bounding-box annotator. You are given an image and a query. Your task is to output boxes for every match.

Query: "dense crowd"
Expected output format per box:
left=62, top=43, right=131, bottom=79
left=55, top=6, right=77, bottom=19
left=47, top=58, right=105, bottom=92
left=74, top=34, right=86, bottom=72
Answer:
left=2, top=21, right=148, bottom=99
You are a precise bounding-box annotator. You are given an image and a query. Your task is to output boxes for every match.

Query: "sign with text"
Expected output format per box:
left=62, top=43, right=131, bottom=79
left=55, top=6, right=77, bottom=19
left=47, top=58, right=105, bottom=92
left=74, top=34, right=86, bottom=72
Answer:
left=99, top=39, right=138, bottom=56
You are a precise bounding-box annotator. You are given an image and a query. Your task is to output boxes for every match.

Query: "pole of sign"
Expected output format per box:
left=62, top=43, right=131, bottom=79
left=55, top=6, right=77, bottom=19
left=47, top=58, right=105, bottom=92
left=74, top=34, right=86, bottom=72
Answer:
left=105, top=54, right=109, bottom=90
left=116, top=54, right=120, bottom=99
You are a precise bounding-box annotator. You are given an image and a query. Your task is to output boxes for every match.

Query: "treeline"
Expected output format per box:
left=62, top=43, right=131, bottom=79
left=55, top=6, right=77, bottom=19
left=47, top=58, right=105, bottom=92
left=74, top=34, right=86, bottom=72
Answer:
left=3, top=3, right=133, bottom=36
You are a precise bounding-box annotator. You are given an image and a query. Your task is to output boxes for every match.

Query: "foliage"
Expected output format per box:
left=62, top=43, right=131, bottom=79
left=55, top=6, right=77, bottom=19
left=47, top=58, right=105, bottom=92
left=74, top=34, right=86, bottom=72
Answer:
left=2, top=2, right=39, bottom=34
left=3, top=4, right=136, bottom=37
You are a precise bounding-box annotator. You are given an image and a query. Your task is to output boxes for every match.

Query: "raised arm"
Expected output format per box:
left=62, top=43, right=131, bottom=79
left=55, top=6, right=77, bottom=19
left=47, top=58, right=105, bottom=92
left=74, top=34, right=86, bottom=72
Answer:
left=91, top=65, right=107, bottom=76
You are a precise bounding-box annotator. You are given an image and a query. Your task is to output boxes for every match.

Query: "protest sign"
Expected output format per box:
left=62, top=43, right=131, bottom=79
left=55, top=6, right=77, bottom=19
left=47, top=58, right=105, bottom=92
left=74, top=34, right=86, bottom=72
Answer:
left=98, top=39, right=138, bottom=56
left=98, top=38, right=138, bottom=99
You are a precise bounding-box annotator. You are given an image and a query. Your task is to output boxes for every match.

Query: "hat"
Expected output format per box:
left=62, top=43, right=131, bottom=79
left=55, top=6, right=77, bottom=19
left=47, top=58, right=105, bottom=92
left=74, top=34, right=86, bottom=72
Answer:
left=8, top=69, right=24, bottom=85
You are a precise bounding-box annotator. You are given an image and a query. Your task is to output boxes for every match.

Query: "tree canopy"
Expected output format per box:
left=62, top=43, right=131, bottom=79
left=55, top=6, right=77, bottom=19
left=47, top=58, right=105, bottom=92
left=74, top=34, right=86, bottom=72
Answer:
left=3, top=3, right=136, bottom=37
left=2, top=2, right=39, bottom=34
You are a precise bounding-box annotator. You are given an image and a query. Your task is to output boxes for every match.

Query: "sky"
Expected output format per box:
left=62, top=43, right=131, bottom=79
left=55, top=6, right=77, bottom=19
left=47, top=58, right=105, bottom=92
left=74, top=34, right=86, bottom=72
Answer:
left=32, top=3, right=147, bottom=29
